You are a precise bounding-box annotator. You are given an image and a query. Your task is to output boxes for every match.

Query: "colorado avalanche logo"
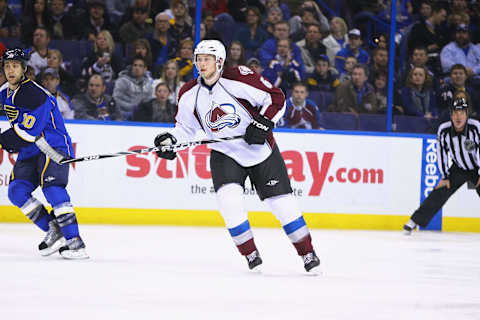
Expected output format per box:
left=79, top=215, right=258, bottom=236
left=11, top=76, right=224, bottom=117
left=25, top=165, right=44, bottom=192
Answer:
left=205, top=102, right=241, bottom=132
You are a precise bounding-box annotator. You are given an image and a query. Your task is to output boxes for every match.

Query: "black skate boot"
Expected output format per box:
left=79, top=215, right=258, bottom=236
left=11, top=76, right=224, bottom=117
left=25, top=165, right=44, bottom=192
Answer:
left=245, top=250, right=262, bottom=270
left=38, top=220, right=66, bottom=256
left=403, top=224, right=414, bottom=235
left=302, top=250, right=320, bottom=272
left=59, top=237, right=89, bottom=260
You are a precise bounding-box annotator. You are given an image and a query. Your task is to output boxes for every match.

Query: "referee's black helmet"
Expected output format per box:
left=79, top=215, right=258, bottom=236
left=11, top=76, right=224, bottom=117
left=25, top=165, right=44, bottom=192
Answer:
left=451, top=97, right=469, bottom=112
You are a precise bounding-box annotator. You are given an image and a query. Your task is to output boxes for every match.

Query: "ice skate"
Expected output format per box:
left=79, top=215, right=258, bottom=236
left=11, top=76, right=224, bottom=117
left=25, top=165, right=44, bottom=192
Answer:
left=403, top=224, right=414, bottom=235
left=59, top=237, right=89, bottom=260
left=245, top=250, right=262, bottom=270
left=38, top=220, right=66, bottom=256
left=302, top=250, right=320, bottom=272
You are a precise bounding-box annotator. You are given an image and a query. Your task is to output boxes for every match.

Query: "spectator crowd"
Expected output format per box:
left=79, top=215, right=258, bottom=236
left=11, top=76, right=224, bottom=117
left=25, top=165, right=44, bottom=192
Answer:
left=1, top=0, right=479, bottom=133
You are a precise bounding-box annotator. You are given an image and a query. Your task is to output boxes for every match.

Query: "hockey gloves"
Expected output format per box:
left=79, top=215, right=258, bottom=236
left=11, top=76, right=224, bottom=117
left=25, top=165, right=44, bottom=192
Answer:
left=244, top=114, right=274, bottom=145
left=154, top=132, right=177, bottom=160
left=0, top=128, right=25, bottom=153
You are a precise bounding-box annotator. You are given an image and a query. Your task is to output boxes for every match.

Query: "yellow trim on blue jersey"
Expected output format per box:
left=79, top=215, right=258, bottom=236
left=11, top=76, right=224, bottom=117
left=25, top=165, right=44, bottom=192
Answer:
left=40, top=157, right=51, bottom=188
left=10, top=169, right=14, bottom=181
left=13, top=123, right=36, bottom=142
left=50, top=112, right=57, bottom=129
left=64, top=135, right=71, bottom=157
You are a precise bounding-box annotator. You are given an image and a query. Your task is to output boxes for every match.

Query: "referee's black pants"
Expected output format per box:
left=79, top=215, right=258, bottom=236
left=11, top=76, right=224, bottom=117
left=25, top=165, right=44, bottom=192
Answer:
left=411, top=165, right=480, bottom=227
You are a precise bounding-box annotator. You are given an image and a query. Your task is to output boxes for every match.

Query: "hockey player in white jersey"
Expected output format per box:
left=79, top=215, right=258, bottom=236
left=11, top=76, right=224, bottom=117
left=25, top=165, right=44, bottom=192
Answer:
left=154, top=39, right=320, bottom=272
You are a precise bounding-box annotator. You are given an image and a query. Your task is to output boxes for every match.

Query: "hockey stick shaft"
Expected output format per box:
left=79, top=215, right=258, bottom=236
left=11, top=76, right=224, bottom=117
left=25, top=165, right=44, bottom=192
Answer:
left=35, top=135, right=244, bottom=165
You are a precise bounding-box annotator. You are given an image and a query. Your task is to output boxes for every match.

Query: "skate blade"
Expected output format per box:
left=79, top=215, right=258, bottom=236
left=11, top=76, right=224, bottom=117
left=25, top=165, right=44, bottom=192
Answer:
left=305, top=264, right=324, bottom=276
left=39, top=237, right=66, bottom=256
left=60, top=248, right=90, bottom=260
left=403, top=230, right=413, bottom=236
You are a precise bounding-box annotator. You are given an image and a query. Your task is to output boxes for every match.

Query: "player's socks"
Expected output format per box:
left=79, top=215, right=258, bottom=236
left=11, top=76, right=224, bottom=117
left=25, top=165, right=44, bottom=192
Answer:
left=229, top=221, right=262, bottom=270
left=21, top=200, right=53, bottom=232
left=39, top=219, right=66, bottom=256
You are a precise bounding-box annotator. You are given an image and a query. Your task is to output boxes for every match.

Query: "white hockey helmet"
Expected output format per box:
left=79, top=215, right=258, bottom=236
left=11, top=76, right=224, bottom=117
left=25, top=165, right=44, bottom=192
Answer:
left=193, top=39, right=226, bottom=72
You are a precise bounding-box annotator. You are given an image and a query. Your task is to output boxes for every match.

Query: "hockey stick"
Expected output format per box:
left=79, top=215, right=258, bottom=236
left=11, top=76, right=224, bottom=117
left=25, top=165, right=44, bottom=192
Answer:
left=35, top=135, right=244, bottom=165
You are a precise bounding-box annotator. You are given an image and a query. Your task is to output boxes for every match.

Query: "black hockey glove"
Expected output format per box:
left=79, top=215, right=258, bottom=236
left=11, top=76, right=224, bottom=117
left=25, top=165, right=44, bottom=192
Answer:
left=244, top=114, right=274, bottom=145
left=0, top=129, right=23, bottom=153
left=154, top=132, right=177, bottom=160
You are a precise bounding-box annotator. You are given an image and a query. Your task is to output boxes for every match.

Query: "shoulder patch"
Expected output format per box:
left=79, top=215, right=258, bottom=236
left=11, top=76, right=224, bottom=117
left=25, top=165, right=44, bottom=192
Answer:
left=178, top=79, right=198, bottom=103
left=14, top=81, right=48, bottom=110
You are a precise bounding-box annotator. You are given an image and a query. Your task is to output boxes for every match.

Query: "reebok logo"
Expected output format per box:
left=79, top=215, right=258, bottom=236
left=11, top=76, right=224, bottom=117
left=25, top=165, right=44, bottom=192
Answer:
left=266, top=179, right=279, bottom=186
left=44, top=176, right=56, bottom=182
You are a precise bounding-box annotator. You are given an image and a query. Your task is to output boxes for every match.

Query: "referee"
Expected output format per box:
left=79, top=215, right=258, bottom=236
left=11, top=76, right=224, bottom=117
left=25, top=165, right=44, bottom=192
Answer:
left=404, top=97, right=480, bottom=234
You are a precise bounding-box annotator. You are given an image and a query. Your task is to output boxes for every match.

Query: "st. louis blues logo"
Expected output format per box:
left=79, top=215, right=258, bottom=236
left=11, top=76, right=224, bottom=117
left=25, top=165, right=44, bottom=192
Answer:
left=205, top=102, right=241, bottom=132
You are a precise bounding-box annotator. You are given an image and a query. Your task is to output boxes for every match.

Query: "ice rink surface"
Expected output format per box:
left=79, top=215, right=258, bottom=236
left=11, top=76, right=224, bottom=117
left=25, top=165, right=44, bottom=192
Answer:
left=1, top=223, right=479, bottom=320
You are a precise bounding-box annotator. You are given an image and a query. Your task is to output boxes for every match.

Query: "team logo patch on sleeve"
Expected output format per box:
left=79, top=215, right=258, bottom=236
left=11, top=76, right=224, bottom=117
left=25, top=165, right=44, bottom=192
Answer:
left=205, top=102, right=241, bottom=132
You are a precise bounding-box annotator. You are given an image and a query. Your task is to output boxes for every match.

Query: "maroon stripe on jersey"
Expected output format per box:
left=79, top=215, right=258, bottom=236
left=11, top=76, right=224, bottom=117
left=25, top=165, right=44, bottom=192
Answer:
left=178, top=78, right=198, bottom=103
left=237, top=98, right=276, bottom=149
left=222, top=67, right=285, bottom=121
left=193, top=108, right=205, bottom=131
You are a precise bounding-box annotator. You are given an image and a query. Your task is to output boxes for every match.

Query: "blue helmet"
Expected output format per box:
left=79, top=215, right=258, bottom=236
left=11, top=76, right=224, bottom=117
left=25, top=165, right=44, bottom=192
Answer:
left=2, top=48, right=28, bottom=71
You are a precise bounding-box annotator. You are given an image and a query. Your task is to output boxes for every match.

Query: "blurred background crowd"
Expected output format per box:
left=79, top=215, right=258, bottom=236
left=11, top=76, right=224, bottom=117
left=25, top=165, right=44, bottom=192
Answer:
left=0, top=0, right=478, bottom=133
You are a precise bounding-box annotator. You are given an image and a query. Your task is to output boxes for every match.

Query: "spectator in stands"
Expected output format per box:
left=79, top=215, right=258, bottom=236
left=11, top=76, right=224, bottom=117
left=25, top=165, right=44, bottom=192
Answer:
left=296, top=23, right=327, bottom=74
left=81, top=30, right=123, bottom=84
left=149, top=12, right=177, bottom=71
left=375, top=0, right=413, bottom=34
left=263, top=39, right=304, bottom=93
left=202, top=10, right=216, bottom=38
left=306, top=55, right=339, bottom=92
left=373, top=71, right=388, bottom=113
left=20, top=0, right=51, bottom=45
left=132, top=82, right=176, bottom=122
left=246, top=57, right=263, bottom=74
left=27, top=26, right=51, bottom=75
left=263, top=6, right=283, bottom=37
left=40, top=67, right=75, bottom=119
left=289, top=1, right=329, bottom=41
left=322, top=17, right=348, bottom=66
left=224, top=41, right=246, bottom=69
left=330, top=63, right=378, bottom=114
left=398, top=46, right=435, bottom=86
left=233, top=7, right=269, bottom=53
left=368, top=48, right=389, bottom=85
left=407, top=4, right=447, bottom=74
left=335, top=29, right=369, bottom=75
left=265, top=0, right=289, bottom=20
left=259, top=21, right=304, bottom=70
left=280, top=82, right=324, bottom=129
left=400, top=66, right=437, bottom=118
left=0, top=0, right=19, bottom=38
left=169, top=0, right=192, bottom=43
left=152, top=59, right=184, bottom=105
left=46, top=49, right=76, bottom=97
left=73, top=74, right=120, bottom=120
left=174, top=39, right=194, bottom=82
left=119, top=4, right=153, bottom=44
left=113, top=55, right=153, bottom=120
left=418, top=0, right=432, bottom=21
left=129, top=38, right=153, bottom=71
left=204, top=0, right=228, bottom=17
left=106, top=0, right=136, bottom=25
left=48, top=0, right=76, bottom=40
left=438, top=64, right=478, bottom=118
left=440, top=24, right=480, bottom=78
left=339, top=56, right=357, bottom=83
left=77, top=0, right=117, bottom=41
left=227, top=0, right=265, bottom=23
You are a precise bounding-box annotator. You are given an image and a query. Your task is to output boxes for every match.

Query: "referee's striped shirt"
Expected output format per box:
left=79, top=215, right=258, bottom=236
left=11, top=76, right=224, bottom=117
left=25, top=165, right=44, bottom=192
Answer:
left=437, top=118, right=480, bottom=179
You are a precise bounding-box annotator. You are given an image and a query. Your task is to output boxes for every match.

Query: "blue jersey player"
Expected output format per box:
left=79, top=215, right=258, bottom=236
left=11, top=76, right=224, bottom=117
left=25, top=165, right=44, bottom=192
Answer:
left=0, top=48, right=88, bottom=259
